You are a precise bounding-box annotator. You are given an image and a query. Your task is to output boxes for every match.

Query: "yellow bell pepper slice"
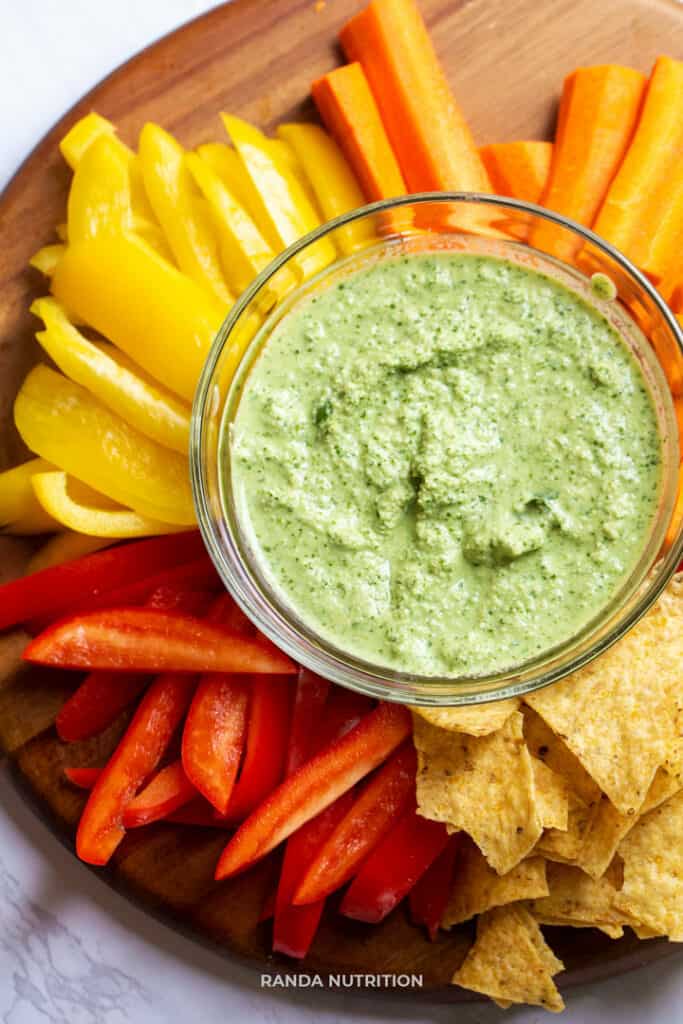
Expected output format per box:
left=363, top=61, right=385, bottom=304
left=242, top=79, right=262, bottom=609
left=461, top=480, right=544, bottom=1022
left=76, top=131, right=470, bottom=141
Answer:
left=277, top=123, right=374, bottom=255
left=51, top=234, right=225, bottom=402
left=27, top=532, right=113, bottom=573
left=32, top=471, right=184, bottom=538
left=221, top=115, right=336, bottom=279
left=139, top=123, right=233, bottom=304
left=31, top=297, right=191, bottom=454
left=0, top=458, right=59, bottom=534
left=14, top=365, right=195, bottom=525
left=268, top=138, right=322, bottom=214
left=29, top=244, right=66, bottom=278
left=67, top=134, right=134, bottom=240
left=196, top=143, right=263, bottom=222
left=59, top=112, right=117, bottom=170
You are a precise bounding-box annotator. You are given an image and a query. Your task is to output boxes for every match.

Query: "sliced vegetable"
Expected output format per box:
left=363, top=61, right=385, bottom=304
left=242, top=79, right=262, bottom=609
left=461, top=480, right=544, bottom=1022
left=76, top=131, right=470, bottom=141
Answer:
left=0, top=458, right=58, bottom=534
left=408, top=834, right=461, bottom=941
left=529, top=66, right=646, bottom=261
left=76, top=670, right=197, bottom=864
left=32, top=297, right=191, bottom=454
left=0, top=531, right=205, bottom=631
left=122, top=760, right=197, bottom=827
left=221, top=114, right=336, bottom=279
left=340, top=0, right=491, bottom=196
left=339, top=806, right=450, bottom=923
left=166, top=798, right=231, bottom=827
left=67, top=133, right=134, bottom=240
left=138, top=123, right=233, bottom=304
left=14, top=365, right=195, bottom=524
left=593, top=57, right=683, bottom=281
left=27, top=533, right=113, bottom=574
left=195, top=142, right=263, bottom=221
left=182, top=671, right=250, bottom=813
left=286, top=669, right=330, bottom=776
left=51, top=234, right=225, bottom=402
left=215, top=701, right=412, bottom=879
left=29, top=244, right=66, bottom=278
left=268, top=137, right=322, bottom=213
left=59, top=112, right=117, bottom=170
left=64, top=767, right=102, bottom=789
left=479, top=141, right=553, bottom=205
left=673, top=285, right=683, bottom=313
left=24, top=607, right=297, bottom=675
left=293, top=740, right=416, bottom=905
left=312, top=63, right=406, bottom=202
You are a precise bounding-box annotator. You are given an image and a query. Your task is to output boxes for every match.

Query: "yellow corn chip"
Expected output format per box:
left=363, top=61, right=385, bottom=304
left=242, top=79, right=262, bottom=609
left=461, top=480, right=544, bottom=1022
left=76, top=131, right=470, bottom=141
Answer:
left=615, top=789, right=683, bottom=940
left=526, top=579, right=683, bottom=815
left=414, top=711, right=542, bottom=874
left=441, top=837, right=548, bottom=928
left=411, top=697, right=520, bottom=736
left=537, top=791, right=593, bottom=863
left=452, top=905, right=564, bottom=1012
left=522, top=705, right=601, bottom=806
left=529, top=861, right=627, bottom=932
left=533, top=757, right=570, bottom=831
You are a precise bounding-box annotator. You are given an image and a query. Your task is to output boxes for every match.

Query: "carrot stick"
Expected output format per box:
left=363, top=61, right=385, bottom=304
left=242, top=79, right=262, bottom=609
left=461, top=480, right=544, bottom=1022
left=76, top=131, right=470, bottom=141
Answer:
left=479, top=142, right=552, bottom=205
left=529, top=66, right=646, bottom=262
left=593, top=57, right=683, bottom=281
left=339, top=0, right=491, bottom=195
left=660, top=264, right=683, bottom=305
left=672, top=286, right=683, bottom=313
left=311, top=63, right=405, bottom=202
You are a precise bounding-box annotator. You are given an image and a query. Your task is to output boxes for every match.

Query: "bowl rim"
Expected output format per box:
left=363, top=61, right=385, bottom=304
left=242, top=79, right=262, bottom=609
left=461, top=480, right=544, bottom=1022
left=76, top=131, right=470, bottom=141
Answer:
left=191, top=191, right=683, bottom=706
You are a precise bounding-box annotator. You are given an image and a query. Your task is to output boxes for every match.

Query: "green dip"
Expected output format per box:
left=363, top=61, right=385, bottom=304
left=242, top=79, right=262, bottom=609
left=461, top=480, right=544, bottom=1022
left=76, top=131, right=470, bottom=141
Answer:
left=228, top=253, right=662, bottom=677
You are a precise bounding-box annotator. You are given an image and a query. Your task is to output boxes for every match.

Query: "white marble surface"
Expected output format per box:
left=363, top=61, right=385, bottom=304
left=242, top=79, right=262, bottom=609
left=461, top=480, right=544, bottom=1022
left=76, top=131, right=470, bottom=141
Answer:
left=2, top=2, right=683, bottom=1022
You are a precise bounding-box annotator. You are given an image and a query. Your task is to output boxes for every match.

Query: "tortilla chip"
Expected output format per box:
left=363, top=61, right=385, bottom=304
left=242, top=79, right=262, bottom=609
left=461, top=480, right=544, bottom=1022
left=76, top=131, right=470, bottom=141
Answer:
left=615, top=788, right=683, bottom=940
left=534, top=916, right=624, bottom=939
left=529, top=861, right=626, bottom=932
left=414, top=711, right=542, bottom=874
left=536, top=791, right=593, bottom=863
left=452, top=905, right=564, bottom=1012
left=533, top=758, right=570, bottom=831
left=441, top=837, right=548, bottom=927
left=522, top=705, right=601, bottom=806
left=411, top=697, right=520, bottom=736
left=526, top=578, right=683, bottom=815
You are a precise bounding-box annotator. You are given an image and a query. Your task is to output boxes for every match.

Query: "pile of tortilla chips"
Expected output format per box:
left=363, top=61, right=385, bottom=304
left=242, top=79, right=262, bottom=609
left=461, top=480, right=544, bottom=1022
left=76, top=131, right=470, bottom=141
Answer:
left=412, top=574, right=683, bottom=1013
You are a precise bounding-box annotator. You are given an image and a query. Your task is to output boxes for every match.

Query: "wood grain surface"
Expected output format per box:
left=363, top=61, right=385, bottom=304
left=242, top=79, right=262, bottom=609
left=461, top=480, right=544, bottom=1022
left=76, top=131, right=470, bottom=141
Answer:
left=1, top=0, right=683, bottom=1000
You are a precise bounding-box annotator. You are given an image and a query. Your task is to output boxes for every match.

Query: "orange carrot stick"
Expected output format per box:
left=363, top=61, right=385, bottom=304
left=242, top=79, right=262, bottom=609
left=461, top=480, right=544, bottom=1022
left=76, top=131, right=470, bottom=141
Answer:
left=529, top=66, right=646, bottom=262
left=479, top=142, right=552, bottom=205
left=593, top=57, right=683, bottom=280
left=311, top=63, right=406, bottom=202
left=672, top=285, right=683, bottom=313
left=340, top=0, right=491, bottom=195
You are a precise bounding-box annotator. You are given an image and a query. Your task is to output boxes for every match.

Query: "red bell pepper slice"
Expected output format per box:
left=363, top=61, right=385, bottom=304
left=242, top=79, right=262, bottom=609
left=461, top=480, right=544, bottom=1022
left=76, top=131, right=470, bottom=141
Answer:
left=24, top=608, right=297, bottom=674
left=182, top=674, right=250, bottom=813
left=64, top=766, right=102, bottom=789
left=122, top=760, right=197, bottom=827
left=408, top=833, right=461, bottom=941
left=221, top=676, right=294, bottom=823
left=55, top=586, right=215, bottom=742
left=293, top=740, right=417, bottom=905
left=207, top=593, right=258, bottom=636
left=166, top=798, right=232, bottom=828
left=339, top=807, right=450, bottom=924
left=0, top=531, right=207, bottom=631
left=76, top=670, right=197, bottom=865
left=214, top=701, right=412, bottom=880
left=286, top=669, right=330, bottom=776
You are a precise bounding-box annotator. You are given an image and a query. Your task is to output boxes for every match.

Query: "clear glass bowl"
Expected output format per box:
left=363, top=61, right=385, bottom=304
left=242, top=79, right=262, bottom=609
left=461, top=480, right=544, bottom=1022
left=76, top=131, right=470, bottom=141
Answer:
left=191, top=194, right=683, bottom=706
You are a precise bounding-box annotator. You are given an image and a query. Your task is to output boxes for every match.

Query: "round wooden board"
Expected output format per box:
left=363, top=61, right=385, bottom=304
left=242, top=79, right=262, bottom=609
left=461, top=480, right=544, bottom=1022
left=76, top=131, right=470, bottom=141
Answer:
left=2, top=0, right=683, bottom=1002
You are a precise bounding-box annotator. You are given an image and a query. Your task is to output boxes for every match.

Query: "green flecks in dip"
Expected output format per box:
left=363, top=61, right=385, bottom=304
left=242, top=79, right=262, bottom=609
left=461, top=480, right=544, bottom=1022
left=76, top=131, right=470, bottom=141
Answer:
left=229, top=253, right=662, bottom=677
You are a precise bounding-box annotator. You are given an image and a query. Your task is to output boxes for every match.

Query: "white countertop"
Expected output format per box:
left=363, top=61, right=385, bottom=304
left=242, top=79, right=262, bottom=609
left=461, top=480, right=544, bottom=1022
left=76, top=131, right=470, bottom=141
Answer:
left=2, top=2, right=683, bottom=1021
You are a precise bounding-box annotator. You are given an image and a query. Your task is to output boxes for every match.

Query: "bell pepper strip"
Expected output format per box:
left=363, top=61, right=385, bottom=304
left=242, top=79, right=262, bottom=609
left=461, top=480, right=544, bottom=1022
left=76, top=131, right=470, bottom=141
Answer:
left=67, top=133, right=134, bottom=240
left=138, top=124, right=233, bottom=305
left=23, top=607, right=297, bottom=675
left=122, top=759, right=197, bottom=827
left=312, top=64, right=406, bottom=204
left=0, top=530, right=205, bottom=631
left=75, top=669, right=198, bottom=864
left=221, top=115, right=336, bottom=280
left=32, top=471, right=185, bottom=539
left=27, top=533, right=113, bottom=574
left=293, top=740, right=416, bottom=905
left=214, top=701, right=411, bottom=879
left=276, top=124, right=374, bottom=256
left=529, top=66, right=646, bottom=262
left=339, top=806, right=450, bottom=924
left=51, top=234, right=225, bottom=402
left=222, top=676, right=294, bottom=822
left=273, top=790, right=357, bottom=959
left=195, top=143, right=265, bottom=224
left=60, top=112, right=117, bottom=169
left=32, top=297, right=191, bottom=454
left=182, top=673, right=250, bottom=813
left=64, top=766, right=102, bottom=789
left=286, top=669, right=330, bottom=776
left=268, top=137, right=322, bottom=214
left=29, top=244, right=66, bottom=278
left=166, top=797, right=231, bottom=827
left=408, top=833, right=461, bottom=941
left=0, top=458, right=58, bottom=534
left=14, top=365, right=195, bottom=525
left=479, top=142, right=553, bottom=205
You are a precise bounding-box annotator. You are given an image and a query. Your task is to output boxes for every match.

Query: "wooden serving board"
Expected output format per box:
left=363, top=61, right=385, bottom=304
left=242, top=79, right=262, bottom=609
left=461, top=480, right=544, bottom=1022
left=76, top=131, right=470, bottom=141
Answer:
left=2, top=0, right=683, bottom=1001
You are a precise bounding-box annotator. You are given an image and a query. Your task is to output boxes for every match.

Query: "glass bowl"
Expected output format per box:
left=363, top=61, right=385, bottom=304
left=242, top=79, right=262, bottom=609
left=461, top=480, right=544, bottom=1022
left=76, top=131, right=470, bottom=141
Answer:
left=191, top=194, right=683, bottom=706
